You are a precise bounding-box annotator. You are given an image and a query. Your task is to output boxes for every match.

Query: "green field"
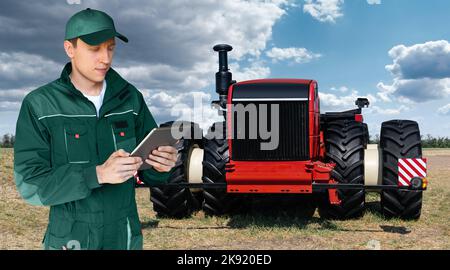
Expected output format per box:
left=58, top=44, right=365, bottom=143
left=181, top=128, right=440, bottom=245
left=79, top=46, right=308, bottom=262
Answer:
left=1, top=148, right=449, bottom=249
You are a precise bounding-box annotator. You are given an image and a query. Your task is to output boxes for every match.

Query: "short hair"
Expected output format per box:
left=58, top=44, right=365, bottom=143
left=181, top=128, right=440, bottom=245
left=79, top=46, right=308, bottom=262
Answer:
left=68, top=38, right=78, bottom=47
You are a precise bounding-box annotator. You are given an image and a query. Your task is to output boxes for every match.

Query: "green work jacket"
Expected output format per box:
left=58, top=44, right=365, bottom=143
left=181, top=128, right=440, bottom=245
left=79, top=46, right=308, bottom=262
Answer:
left=14, top=63, right=171, bottom=249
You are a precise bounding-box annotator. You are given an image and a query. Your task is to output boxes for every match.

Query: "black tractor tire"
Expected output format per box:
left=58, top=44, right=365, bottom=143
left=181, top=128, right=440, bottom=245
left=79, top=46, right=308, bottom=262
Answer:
left=150, top=121, right=203, bottom=218
left=380, top=120, right=423, bottom=220
left=318, top=119, right=366, bottom=219
left=202, top=122, right=241, bottom=216
left=362, top=122, right=369, bottom=148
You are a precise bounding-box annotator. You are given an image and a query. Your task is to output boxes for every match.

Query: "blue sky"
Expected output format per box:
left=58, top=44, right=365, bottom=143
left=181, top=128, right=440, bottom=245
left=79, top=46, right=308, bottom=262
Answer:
left=272, top=0, right=439, bottom=84
left=0, top=0, right=449, bottom=138
left=248, top=0, right=450, bottom=137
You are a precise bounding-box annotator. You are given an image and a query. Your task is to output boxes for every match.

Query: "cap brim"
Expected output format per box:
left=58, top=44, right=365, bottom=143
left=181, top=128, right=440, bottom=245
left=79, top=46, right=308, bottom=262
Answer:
left=115, top=32, right=128, bottom=43
left=79, top=29, right=128, bottom=45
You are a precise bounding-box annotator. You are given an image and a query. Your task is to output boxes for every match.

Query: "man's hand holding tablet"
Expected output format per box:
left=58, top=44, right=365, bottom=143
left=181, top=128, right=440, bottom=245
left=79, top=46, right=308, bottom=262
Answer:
left=130, top=127, right=179, bottom=172
left=146, top=145, right=178, bottom=172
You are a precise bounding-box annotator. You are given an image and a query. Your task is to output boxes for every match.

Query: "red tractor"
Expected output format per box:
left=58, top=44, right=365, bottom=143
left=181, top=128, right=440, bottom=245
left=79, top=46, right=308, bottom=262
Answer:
left=145, top=44, right=427, bottom=220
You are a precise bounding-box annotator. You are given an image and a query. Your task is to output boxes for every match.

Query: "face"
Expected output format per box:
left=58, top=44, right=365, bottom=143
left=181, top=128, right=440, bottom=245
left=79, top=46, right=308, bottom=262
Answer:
left=64, top=37, right=116, bottom=83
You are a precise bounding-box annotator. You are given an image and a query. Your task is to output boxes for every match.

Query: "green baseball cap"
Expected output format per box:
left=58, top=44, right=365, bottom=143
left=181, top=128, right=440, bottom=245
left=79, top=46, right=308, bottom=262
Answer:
left=65, top=8, right=128, bottom=45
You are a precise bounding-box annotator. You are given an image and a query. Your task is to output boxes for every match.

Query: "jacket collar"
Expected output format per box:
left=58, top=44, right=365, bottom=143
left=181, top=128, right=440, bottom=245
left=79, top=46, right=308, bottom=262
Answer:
left=59, top=62, right=128, bottom=101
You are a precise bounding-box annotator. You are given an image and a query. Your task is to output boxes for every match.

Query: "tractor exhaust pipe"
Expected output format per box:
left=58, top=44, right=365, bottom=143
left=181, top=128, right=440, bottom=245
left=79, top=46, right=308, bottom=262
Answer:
left=213, top=44, right=234, bottom=111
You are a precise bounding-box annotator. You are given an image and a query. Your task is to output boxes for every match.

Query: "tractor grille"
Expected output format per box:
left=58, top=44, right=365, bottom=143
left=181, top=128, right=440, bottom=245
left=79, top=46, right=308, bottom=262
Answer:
left=231, top=101, right=309, bottom=161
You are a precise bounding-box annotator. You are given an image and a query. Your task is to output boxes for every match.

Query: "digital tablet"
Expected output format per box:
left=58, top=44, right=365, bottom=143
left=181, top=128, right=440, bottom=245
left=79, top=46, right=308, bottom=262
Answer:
left=130, top=126, right=179, bottom=170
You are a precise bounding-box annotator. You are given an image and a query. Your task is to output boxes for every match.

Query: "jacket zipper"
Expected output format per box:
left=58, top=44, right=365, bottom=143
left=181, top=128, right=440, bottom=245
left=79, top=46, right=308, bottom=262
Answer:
left=111, top=125, right=117, bottom=151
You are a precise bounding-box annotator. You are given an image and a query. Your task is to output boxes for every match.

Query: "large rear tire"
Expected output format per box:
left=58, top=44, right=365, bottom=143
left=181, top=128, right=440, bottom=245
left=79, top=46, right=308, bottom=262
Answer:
left=380, top=120, right=423, bottom=220
left=319, top=119, right=366, bottom=219
left=202, top=122, right=241, bottom=216
left=150, top=121, right=203, bottom=218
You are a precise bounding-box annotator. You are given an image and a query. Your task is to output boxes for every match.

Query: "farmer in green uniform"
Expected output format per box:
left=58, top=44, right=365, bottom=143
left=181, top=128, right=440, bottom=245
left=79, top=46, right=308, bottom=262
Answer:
left=13, top=8, right=177, bottom=250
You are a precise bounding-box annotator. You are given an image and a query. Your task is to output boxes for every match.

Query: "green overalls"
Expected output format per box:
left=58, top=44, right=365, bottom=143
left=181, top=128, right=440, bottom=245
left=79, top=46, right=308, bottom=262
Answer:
left=14, top=63, right=171, bottom=250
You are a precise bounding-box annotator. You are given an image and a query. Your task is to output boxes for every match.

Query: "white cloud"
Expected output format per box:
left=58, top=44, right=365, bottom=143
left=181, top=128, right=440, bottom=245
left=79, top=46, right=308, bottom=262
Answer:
left=142, top=90, right=223, bottom=132
left=116, top=59, right=270, bottom=95
left=0, top=0, right=292, bottom=132
left=319, top=86, right=409, bottom=116
left=0, top=0, right=289, bottom=111
left=266, top=47, right=322, bottom=64
left=319, top=87, right=377, bottom=111
left=319, top=90, right=360, bottom=109
left=377, top=77, right=450, bottom=104
left=367, top=0, right=381, bottom=5
left=438, top=103, right=450, bottom=115
left=0, top=52, right=61, bottom=86
left=369, top=105, right=410, bottom=115
left=0, top=87, right=34, bottom=111
left=0, top=101, right=22, bottom=111
left=303, top=0, right=344, bottom=23
left=0, top=16, right=36, bottom=36
left=96, top=0, right=287, bottom=95
left=378, top=78, right=450, bottom=103
left=104, top=0, right=289, bottom=62
left=376, top=81, right=394, bottom=102
left=124, top=60, right=271, bottom=127
left=230, top=61, right=271, bottom=82
left=377, top=40, right=450, bottom=103
left=0, top=50, right=56, bottom=113
left=66, top=0, right=82, bottom=4
left=0, top=88, right=32, bottom=101
left=386, top=40, right=450, bottom=80
left=115, top=62, right=214, bottom=91
left=330, top=86, right=349, bottom=92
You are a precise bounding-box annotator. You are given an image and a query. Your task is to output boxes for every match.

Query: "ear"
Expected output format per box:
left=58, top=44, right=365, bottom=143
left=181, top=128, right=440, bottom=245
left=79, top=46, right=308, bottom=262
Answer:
left=64, top=40, right=75, bottom=59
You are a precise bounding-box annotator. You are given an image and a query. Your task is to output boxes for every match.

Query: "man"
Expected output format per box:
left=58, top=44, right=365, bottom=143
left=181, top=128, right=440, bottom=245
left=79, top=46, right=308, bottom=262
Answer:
left=14, top=8, right=178, bottom=250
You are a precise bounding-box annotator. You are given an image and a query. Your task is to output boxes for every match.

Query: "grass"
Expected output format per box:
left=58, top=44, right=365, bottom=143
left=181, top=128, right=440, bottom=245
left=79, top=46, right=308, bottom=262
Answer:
left=1, top=148, right=449, bottom=249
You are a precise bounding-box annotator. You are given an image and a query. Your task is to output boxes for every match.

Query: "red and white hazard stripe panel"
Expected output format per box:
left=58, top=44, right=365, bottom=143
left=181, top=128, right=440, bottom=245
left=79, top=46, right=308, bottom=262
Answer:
left=397, top=158, right=427, bottom=187
left=134, top=171, right=145, bottom=185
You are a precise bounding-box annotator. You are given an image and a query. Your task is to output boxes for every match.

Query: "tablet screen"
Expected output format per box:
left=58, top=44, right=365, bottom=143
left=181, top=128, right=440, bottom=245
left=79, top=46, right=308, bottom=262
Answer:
left=130, top=126, right=179, bottom=170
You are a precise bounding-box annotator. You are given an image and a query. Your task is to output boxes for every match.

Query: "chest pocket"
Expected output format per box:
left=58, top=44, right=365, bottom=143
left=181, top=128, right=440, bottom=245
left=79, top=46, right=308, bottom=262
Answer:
left=110, top=119, right=136, bottom=153
left=64, top=124, right=91, bottom=164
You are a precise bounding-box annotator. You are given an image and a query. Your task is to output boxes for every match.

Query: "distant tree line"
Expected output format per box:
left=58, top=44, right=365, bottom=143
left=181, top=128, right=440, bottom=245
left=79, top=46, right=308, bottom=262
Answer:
left=369, top=134, right=450, bottom=148
left=419, top=134, right=450, bottom=148
left=1, top=134, right=15, bottom=148
left=1, top=133, right=449, bottom=148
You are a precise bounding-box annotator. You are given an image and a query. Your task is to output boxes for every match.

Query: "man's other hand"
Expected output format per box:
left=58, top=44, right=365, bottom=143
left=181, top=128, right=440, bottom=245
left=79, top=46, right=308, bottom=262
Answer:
left=146, top=145, right=178, bottom=172
left=96, top=149, right=143, bottom=184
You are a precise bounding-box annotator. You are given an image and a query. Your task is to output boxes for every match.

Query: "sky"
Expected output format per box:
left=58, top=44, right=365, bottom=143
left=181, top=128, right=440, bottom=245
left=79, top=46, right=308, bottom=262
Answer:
left=0, top=0, right=449, bottom=138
